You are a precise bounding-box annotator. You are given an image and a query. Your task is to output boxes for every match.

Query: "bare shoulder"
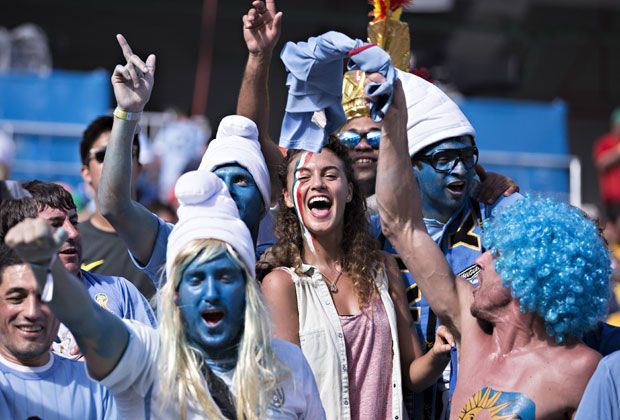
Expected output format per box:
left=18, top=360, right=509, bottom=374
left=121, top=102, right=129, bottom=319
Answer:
left=261, top=268, right=296, bottom=294
left=548, top=342, right=601, bottom=405
left=261, top=268, right=300, bottom=345
left=558, top=342, right=601, bottom=378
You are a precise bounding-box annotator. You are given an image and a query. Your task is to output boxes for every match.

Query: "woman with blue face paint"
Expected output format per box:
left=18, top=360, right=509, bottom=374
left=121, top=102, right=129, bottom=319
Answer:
left=259, top=137, right=456, bottom=420
left=5, top=170, right=325, bottom=419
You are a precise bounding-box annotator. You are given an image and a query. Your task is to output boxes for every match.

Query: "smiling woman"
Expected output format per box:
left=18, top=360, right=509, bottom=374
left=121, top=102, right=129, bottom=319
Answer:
left=259, top=136, right=455, bottom=420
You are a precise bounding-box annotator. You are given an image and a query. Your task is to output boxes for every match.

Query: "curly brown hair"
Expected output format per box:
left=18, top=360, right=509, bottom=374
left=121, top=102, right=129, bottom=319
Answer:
left=258, top=137, right=382, bottom=306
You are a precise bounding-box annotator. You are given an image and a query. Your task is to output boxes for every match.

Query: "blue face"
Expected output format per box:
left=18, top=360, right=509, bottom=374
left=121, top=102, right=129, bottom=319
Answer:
left=177, top=251, right=246, bottom=362
left=213, top=164, right=264, bottom=238
left=414, top=137, right=476, bottom=222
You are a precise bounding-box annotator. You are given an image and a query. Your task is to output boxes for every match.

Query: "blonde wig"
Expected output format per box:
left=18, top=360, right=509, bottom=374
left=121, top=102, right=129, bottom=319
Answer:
left=158, top=238, right=287, bottom=419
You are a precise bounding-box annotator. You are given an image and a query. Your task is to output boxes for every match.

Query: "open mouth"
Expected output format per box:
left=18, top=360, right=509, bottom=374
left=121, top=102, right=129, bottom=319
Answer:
left=202, top=309, right=225, bottom=327
left=59, top=247, right=77, bottom=256
left=446, top=181, right=466, bottom=195
left=307, top=196, right=332, bottom=219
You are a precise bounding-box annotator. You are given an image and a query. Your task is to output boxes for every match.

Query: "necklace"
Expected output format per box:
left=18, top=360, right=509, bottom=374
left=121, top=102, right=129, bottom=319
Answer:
left=322, top=269, right=343, bottom=293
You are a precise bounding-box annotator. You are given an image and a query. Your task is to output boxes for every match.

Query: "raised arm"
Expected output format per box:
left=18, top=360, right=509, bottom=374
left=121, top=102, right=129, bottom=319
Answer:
left=237, top=0, right=284, bottom=203
left=5, top=218, right=128, bottom=379
left=375, top=77, right=466, bottom=338
left=98, top=34, right=160, bottom=265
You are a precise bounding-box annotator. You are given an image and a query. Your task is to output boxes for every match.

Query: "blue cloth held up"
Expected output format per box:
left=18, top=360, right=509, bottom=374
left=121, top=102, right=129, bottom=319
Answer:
left=280, top=31, right=397, bottom=152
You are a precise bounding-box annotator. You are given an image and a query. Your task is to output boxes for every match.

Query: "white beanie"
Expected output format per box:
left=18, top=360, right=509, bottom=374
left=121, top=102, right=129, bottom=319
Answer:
left=199, top=115, right=271, bottom=209
left=397, top=69, right=476, bottom=157
left=166, top=170, right=256, bottom=281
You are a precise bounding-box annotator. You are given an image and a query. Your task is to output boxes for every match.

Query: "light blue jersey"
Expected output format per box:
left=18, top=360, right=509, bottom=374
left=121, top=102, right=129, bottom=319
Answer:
left=54, top=270, right=156, bottom=359
left=0, top=352, right=116, bottom=419
left=575, top=350, right=620, bottom=420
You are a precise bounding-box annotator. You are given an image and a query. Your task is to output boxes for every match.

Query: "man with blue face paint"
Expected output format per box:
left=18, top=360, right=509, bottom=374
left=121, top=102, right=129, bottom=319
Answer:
left=5, top=169, right=324, bottom=419
left=98, top=35, right=271, bottom=288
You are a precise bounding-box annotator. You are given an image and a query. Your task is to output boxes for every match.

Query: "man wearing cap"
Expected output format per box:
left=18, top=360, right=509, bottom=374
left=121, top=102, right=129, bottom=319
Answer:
left=97, top=35, right=272, bottom=287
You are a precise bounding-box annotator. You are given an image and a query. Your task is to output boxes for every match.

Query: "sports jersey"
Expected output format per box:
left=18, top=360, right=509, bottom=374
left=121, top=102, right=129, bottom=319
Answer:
left=98, top=320, right=325, bottom=419
left=371, top=193, right=522, bottom=419
left=53, top=270, right=156, bottom=359
left=0, top=351, right=116, bottom=419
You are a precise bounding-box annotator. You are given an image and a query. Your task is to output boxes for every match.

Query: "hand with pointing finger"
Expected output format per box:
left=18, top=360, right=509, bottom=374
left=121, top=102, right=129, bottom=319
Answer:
left=112, top=34, right=156, bottom=113
left=5, top=218, right=68, bottom=267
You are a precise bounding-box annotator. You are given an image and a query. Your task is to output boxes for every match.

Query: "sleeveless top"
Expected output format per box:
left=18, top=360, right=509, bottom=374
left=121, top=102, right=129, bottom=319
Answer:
left=279, top=264, right=404, bottom=420
left=340, top=296, right=393, bottom=420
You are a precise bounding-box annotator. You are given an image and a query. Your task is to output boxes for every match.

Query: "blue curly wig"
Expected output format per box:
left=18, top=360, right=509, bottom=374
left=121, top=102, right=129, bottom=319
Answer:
left=483, top=195, right=611, bottom=343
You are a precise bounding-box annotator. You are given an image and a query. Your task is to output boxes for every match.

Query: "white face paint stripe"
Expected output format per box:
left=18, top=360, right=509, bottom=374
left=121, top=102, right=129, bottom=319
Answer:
left=292, top=152, right=317, bottom=255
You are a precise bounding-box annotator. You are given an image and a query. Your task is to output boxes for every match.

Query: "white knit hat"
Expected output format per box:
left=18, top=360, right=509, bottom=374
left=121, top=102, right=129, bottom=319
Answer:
left=397, top=69, right=476, bottom=157
left=166, top=170, right=256, bottom=280
left=199, top=115, right=271, bottom=209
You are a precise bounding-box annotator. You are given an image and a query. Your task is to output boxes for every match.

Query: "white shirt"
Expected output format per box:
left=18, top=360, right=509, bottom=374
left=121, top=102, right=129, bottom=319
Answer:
left=99, top=320, right=325, bottom=419
left=284, top=264, right=405, bottom=420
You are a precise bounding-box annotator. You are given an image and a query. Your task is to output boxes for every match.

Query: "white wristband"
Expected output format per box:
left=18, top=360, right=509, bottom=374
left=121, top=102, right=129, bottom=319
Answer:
left=114, top=106, right=142, bottom=121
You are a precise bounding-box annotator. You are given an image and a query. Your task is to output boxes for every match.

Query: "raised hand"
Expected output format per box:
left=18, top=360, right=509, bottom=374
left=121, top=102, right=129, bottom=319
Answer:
left=5, top=218, right=67, bottom=266
left=242, top=0, right=283, bottom=56
left=112, top=34, right=156, bottom=113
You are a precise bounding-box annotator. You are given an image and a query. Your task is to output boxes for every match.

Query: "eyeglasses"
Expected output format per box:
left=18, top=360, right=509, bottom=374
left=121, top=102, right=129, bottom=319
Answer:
left=88, top=146, right=139, bottom=164
left=416, top=146, right=479, bottom=173
left=337, top=130, right=381, bottom=149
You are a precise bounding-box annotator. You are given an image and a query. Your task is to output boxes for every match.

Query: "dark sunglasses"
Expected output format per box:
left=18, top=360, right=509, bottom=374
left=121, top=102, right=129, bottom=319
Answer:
left=417, top=146, right=479, bottom=173
left=88, top=146, right=139, bottom=164
left=337, top=129, right=381, bottom=149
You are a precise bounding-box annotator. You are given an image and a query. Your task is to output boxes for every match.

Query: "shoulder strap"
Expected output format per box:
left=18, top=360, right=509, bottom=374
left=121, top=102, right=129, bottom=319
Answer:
left=202, top=364, right=237, bottom=420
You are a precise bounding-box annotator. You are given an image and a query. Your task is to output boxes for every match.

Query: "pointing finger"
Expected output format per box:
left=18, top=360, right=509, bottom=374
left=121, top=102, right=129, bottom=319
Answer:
left=266, top=0, right=277, bottom=15
left=116, top=34, right=134, bottom=62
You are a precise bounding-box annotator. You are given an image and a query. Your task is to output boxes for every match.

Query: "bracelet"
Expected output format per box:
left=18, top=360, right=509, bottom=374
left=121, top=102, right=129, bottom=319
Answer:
left=114, top=106, right=142, bottom=121
left=28, top=255, right=56, bottom=302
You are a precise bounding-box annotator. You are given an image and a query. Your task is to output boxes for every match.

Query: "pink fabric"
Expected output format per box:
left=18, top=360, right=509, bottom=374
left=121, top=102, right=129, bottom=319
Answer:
left=340, top=297, right=393, bottom=420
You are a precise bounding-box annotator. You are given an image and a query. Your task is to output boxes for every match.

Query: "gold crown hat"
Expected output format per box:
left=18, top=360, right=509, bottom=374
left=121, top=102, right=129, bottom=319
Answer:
left=342, top=0, right=413, bottom=121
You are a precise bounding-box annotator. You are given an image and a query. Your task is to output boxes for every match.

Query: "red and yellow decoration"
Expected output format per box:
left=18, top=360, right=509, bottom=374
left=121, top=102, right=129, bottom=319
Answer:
left=367, top=0, right=413, bottom=71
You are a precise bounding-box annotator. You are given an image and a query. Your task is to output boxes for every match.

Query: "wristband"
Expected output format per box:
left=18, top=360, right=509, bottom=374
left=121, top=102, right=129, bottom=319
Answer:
left=29, top=255, right=56, bottom=303
left=114, top=106, right=142, bottom=121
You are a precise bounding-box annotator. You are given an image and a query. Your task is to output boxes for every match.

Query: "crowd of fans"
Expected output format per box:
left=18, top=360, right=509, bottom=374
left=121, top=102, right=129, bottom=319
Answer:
left=0, top=1, right=619, bottom=419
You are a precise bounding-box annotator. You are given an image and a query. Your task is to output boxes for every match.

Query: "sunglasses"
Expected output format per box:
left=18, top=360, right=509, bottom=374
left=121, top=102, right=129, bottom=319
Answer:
left=417, top=146, right=479, bottom=173
left=88, top=146, right=139, bottom=164
left=337, top=129, right=381, bottom=149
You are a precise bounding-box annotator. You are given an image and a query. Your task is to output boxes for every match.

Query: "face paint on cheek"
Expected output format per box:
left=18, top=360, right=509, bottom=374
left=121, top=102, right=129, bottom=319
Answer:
left=292, top=152, right=317, bottom=255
